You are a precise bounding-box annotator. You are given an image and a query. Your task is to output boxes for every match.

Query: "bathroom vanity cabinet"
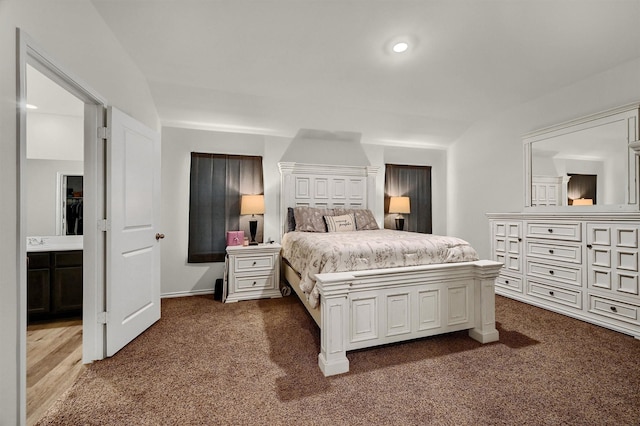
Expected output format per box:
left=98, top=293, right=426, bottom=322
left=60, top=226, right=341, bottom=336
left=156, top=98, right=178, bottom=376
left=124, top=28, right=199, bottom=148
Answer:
left=27, top=250, right=83, bottom=321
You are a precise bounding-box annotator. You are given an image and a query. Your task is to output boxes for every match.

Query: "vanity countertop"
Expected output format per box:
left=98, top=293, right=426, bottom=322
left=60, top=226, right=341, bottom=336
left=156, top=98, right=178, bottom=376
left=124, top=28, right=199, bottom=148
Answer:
left=27, top=236, right=83, bottom=252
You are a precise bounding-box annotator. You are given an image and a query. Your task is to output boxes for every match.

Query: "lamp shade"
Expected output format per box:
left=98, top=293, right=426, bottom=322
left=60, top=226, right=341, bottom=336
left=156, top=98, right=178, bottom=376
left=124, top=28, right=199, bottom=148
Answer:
left=572, top=198, right=593, bottom=206
left=388, top=196, right=410, bottom=214
left=240, top=195, right=265, bottom=215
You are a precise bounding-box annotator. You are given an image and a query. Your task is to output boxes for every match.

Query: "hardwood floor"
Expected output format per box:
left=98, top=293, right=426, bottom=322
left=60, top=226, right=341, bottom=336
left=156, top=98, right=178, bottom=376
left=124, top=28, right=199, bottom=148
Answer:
left=27, top=318, right=85, bottom=426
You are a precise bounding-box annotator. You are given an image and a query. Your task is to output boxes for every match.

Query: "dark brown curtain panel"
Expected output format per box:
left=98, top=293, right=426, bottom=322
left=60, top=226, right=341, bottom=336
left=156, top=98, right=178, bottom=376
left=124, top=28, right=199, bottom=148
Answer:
left=188, top=153, right=263, bottom=262
left=384, top=164, right=432, bottom=233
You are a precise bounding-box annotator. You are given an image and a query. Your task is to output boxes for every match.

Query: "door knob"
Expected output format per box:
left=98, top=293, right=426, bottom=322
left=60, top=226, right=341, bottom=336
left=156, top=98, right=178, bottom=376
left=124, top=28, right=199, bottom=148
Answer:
left=155, top=233, right=165, bottom=241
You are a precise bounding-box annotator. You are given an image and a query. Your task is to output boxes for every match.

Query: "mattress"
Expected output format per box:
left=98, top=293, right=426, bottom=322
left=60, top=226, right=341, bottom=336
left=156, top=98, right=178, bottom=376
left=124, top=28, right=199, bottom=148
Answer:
left=281, top=229, right=479, bottom=308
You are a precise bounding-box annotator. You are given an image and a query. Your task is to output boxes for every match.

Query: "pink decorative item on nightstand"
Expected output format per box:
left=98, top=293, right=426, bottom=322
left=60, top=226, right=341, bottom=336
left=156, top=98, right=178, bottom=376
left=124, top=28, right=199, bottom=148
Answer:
left=226, top=231, right=244, bottom=246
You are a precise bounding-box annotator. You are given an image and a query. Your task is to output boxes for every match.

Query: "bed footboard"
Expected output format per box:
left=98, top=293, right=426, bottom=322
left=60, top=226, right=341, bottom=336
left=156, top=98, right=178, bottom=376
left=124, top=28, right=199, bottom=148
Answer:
left=314, top=260, right=502, bottom=377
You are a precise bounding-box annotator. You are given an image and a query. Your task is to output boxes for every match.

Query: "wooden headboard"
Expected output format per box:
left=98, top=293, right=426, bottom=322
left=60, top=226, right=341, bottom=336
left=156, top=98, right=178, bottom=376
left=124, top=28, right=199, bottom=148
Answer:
left=278, top=162, right=379, bottom=235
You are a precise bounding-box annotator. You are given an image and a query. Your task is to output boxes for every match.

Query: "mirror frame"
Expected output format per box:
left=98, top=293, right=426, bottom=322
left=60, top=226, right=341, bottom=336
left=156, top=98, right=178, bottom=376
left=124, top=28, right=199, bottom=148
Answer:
left=524, top=103, right=640, bottom=211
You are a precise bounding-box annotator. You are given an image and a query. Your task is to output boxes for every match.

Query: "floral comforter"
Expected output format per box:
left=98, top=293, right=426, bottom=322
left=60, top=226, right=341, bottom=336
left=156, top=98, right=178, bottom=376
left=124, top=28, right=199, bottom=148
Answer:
left=281, top=229, right=479, bottom=308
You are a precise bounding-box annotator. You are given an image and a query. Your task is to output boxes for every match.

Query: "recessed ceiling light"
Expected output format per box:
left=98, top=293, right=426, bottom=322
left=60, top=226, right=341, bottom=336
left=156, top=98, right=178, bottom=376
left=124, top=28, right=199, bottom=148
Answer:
left=392, top=42, right=409, bottom=53
left=26, top=104, right=38, bottom=110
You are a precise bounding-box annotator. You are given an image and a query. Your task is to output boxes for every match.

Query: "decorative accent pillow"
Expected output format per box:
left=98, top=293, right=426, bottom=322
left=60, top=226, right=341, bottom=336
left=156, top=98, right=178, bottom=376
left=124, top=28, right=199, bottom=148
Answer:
left=334, top=208, right=379, bottom=230
left=324, top=213, right=356, bottom=232
left=294, top=206, right=334, bottom=232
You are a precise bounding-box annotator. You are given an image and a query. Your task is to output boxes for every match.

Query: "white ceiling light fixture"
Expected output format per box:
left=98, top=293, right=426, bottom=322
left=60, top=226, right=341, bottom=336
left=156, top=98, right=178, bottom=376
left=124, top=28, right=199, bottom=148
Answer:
left=26, top=104, right=38, bottom=110
left=392, top=42, right=409, bottom=53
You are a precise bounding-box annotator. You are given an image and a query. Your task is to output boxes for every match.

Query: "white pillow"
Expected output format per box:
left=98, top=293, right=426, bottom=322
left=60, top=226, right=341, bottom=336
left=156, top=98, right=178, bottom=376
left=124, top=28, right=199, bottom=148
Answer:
left=324, top=213, right=356, bottom=232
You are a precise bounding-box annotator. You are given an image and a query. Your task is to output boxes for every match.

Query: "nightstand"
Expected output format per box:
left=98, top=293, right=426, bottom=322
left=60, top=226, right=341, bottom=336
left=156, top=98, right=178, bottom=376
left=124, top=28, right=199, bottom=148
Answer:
left=223, top=243, right=282, bottom=303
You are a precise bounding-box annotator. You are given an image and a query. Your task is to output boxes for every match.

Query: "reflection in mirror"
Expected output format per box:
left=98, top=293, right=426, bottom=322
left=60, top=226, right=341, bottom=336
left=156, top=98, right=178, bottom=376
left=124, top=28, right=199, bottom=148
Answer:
left=60, top=175, right=83, bottom=235
left=567, top=174, right=596, bottom=205
left=525, top=104, right=639, bottom=210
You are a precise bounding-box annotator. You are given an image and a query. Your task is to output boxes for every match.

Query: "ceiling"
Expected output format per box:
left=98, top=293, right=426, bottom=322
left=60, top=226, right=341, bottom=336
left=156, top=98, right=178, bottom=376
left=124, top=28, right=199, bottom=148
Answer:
left=77, top=1, right=640, bottom=147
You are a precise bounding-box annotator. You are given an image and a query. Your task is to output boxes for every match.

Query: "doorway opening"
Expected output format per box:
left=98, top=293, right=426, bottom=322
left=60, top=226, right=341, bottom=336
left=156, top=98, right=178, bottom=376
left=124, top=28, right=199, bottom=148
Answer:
left=18, top=29, right=108, bottom=425
left=24, top=64, right=86, bottom=424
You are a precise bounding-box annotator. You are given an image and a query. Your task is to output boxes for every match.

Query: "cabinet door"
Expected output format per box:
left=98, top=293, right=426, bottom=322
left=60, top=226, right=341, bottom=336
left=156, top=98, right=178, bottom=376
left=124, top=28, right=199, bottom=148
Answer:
left=587, top=223, right=640, bottom=298
left=27, top=268, right=51, bottom=314
left=27, top=253, right=51, bottom=315
left=493, top=221, right=522, bottom=274
left=52, top=266, right=83, bottom=313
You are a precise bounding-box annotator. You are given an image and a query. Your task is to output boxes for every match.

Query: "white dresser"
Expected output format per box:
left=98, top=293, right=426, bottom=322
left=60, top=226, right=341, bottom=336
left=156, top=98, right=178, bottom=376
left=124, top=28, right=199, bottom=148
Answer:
left=224, top=243, right=282, bottom=303
left=489, top=213, right=640, bottom=339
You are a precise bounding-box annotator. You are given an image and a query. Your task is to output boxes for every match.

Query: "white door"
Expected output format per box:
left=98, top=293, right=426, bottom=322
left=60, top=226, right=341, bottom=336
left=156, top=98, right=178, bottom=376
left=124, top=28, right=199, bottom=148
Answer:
left=106, top=106, right=162, bottom=356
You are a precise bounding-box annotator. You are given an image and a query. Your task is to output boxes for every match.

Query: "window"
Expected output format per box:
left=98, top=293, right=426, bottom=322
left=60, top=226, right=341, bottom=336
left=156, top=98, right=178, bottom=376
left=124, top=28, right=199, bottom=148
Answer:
left=384, top=164, right=432, bottom=233
left=188, top=153, right=263, bottom=262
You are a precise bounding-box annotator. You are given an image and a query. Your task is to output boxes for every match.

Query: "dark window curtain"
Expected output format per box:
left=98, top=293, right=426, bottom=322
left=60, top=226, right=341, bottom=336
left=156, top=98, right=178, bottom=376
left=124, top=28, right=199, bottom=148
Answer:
left=384, top=164, right=432, bottom=233
left=188, top=153, right=263, bottom=263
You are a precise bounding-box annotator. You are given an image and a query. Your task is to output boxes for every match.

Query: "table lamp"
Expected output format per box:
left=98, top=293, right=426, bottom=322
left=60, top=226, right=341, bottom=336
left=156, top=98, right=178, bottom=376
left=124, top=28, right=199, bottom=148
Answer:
left=389, top=196, right=410, bottom=230
left=241, top=194, right=265, bottom=245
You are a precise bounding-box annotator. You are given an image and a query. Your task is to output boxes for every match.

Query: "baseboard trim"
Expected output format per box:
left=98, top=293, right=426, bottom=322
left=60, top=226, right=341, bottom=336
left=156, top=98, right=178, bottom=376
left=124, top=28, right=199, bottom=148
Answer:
left=161, top=289, right=215, bottom=299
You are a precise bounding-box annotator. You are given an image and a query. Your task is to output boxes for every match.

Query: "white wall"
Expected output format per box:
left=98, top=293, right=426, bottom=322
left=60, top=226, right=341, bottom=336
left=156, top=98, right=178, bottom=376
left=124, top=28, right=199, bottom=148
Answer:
left=363, top=144, right=448, bottom=235
left=27, top=113, right=83, bottom=161
left=448, top=57, right=640, bottom=259
left=160, top=127, right=290, bottom=297
left=0, top=1, right=159, bottom=423
left=26, top=107, right=85, bottom=236
left=26, top=159, right=83, bottom=236
left=161, top=128, right=450, bottom=297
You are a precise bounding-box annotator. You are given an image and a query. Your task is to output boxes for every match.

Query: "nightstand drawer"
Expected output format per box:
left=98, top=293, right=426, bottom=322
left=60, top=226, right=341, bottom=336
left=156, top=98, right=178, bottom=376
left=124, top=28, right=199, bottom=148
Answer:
left=235, top=255, right=274, bottom=272
left=235, top=275, right=275, bottom=292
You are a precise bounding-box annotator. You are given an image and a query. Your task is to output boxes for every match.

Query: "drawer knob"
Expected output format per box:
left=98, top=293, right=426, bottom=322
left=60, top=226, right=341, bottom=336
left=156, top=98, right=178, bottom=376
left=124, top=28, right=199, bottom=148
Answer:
left=549, top=270, right=554, bottom=275
left=252, top=281, right=257, bottom=286
left=505, top=280, right=510, bottom=284
left=610, top=306, right=617, bottom=313
left=252, top=261, right=257, bottom=266
left=587, top=244, right=593, bottom=249
left=549, top=291, right=555, bottom=296
left=548, top=228, right=553, bottom=233
left=548, top=249, right=554, bottom=254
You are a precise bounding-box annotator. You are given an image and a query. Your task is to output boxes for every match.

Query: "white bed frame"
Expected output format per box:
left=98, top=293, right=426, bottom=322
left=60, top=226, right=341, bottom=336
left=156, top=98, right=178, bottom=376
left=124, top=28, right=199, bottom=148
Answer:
left=279, top=162, right=501, bottom=376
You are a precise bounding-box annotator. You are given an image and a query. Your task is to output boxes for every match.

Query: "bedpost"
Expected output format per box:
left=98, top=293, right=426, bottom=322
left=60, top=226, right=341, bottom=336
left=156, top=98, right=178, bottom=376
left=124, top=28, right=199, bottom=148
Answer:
left=365, top=166, right=378, bottom=216
left=278, top=162, right=295, bottom=235
left=316, top=276, right=351, bottom=376
left=468, top=260, right=502, bottom=343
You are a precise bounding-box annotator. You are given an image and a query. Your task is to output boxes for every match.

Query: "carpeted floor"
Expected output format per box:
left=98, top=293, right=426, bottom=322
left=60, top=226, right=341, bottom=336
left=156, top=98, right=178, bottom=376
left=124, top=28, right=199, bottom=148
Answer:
left=37, top=294, right=640, bottom=425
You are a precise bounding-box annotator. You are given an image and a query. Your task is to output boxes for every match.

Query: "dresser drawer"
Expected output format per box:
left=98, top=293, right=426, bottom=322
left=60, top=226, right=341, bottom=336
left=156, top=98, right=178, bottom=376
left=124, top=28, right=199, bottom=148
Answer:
left=526, top=222, right=581, bottom=242
left=527, top=280, right=582, bottom=310
left=234, top=255, right=275, bottom=272
left=235, top=275, right=275, bottom=292
left=588, top=294, right=640, bottom=326
left=496, top=274, right=523, bottom=293
left=526, top=241, right=581, bottom=264
left=526, top=260, right=581, bottom=286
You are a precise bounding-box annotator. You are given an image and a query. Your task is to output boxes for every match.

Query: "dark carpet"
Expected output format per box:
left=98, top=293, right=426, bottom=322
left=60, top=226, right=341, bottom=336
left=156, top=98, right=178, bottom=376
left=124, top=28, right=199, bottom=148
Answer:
left=37, top=295, right=640, bottom=425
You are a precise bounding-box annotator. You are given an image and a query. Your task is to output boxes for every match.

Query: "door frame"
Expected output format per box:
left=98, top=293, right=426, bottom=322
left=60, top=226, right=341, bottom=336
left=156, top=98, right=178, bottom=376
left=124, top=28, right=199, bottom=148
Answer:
left=16, top=28, right=107, bottom=422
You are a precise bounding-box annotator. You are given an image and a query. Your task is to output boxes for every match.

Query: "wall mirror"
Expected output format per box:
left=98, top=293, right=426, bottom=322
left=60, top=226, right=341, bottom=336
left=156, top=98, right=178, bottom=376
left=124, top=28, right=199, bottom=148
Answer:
left=524, top=104, right=640, bottom=210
